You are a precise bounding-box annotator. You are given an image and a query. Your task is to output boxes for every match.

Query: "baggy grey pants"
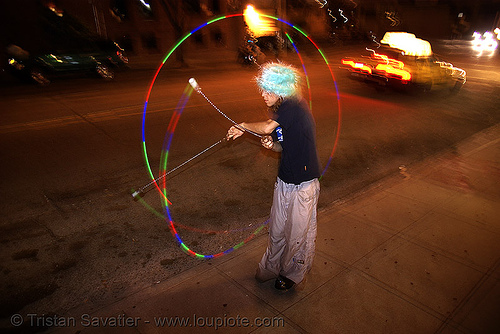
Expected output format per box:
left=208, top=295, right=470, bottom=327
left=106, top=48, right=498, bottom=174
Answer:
left=258, top=177, right=320, bottom=284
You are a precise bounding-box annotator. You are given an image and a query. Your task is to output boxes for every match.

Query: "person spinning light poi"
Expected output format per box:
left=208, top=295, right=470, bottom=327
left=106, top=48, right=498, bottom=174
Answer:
left=226, top=62, right=321, bottom=290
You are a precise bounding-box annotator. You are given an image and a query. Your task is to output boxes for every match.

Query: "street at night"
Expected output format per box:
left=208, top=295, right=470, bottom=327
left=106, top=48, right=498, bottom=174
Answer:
left=1, top=1, right=500, bottom=333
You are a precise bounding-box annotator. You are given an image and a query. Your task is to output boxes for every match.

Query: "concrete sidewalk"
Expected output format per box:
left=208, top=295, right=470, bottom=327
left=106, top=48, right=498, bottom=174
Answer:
left=48, top=123, right=499, bottom=333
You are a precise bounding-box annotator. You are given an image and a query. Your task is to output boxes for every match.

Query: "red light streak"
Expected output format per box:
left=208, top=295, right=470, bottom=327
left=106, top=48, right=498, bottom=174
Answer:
left=341, top=59, right=372, bottom=74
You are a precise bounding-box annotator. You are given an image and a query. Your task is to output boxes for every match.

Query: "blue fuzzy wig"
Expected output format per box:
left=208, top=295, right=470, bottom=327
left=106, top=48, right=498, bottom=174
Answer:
left=256, top=62, right=301, bottom=98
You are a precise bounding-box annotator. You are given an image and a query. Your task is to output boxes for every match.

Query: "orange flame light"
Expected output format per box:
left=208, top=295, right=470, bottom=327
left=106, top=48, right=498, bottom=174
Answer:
left=243, top=5, right=278, bottom=37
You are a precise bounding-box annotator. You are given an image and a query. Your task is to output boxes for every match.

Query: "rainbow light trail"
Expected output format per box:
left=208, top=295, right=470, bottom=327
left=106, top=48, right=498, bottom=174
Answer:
left=141, top=13, right=342, bottom=258
left=285, top=32, right=313, bottom=110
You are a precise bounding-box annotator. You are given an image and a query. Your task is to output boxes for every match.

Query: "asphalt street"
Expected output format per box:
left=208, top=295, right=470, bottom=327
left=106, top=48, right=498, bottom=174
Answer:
left=0, top=39, right=499, bottom=333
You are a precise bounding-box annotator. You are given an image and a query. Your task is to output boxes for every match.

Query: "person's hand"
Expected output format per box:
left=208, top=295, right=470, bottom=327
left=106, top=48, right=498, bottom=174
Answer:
left=261, top=135, right=274, bottom=150
left=226, top=124, right=244, bottom=140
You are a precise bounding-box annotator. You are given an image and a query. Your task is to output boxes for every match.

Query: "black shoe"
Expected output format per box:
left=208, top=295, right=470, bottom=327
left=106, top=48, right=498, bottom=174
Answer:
left=275, top=275, right=295, bottom=290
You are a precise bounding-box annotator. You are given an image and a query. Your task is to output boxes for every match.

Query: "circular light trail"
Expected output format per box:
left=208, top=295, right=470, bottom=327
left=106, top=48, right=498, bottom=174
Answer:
left=141, top=13, right=342, bottom=258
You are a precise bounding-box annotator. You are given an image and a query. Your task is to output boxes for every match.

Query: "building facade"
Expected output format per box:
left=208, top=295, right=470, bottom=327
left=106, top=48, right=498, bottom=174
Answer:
left=2, top=0, right=496, bottom=59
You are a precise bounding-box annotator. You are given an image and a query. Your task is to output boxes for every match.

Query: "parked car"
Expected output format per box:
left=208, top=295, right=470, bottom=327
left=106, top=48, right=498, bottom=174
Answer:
left=340, top=32, right=466, bottom=92
left=5, top=40, right=128, bottom=85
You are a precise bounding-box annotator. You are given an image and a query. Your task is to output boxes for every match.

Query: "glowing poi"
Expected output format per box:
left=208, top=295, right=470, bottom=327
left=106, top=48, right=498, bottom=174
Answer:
left=140, top=13, right=342, bottom=258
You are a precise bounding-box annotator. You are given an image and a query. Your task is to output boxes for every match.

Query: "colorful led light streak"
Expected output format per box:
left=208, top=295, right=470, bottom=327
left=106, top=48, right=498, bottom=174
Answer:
left=160, top=83, right=193, bottom=204
left=285, top=32, right=312, bottom=110
left=141, top=12, right=341, bottom=258
left=134, top=191, right=265, bottom=235
left=258, top=13, right=342, bottom=177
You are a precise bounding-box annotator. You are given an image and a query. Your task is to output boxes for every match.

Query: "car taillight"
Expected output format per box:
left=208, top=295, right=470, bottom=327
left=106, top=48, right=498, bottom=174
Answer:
left=8, top=58, right=24, bottom=70
left=341, top=59, right=372, bottom=74
left=117, top=51, right=128, bottom=64
left=375, top=63, right=411, bottom=81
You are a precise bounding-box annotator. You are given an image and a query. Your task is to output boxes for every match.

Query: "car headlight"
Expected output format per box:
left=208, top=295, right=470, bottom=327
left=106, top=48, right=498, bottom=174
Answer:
left=8, top=58, right=25, bottom=70
left=436, top=61, right=466, bottom=82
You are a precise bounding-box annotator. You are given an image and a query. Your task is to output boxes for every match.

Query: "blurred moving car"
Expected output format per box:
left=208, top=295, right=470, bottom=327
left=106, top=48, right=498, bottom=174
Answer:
left=6, top=41, right=128, bottom=85
left=341, top=32, right=466, bottom=92
left=4, top=1, right=129, bottom=85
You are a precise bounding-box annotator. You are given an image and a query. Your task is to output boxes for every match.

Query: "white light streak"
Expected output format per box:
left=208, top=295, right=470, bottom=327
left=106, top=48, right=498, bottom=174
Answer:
left=139, top=0, right=151, bottom=10
left=315, top=0, right=328, bottom=8
left=339, top=9, right=348, bottom=23
left=471, top=31, right=498, bottom=57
